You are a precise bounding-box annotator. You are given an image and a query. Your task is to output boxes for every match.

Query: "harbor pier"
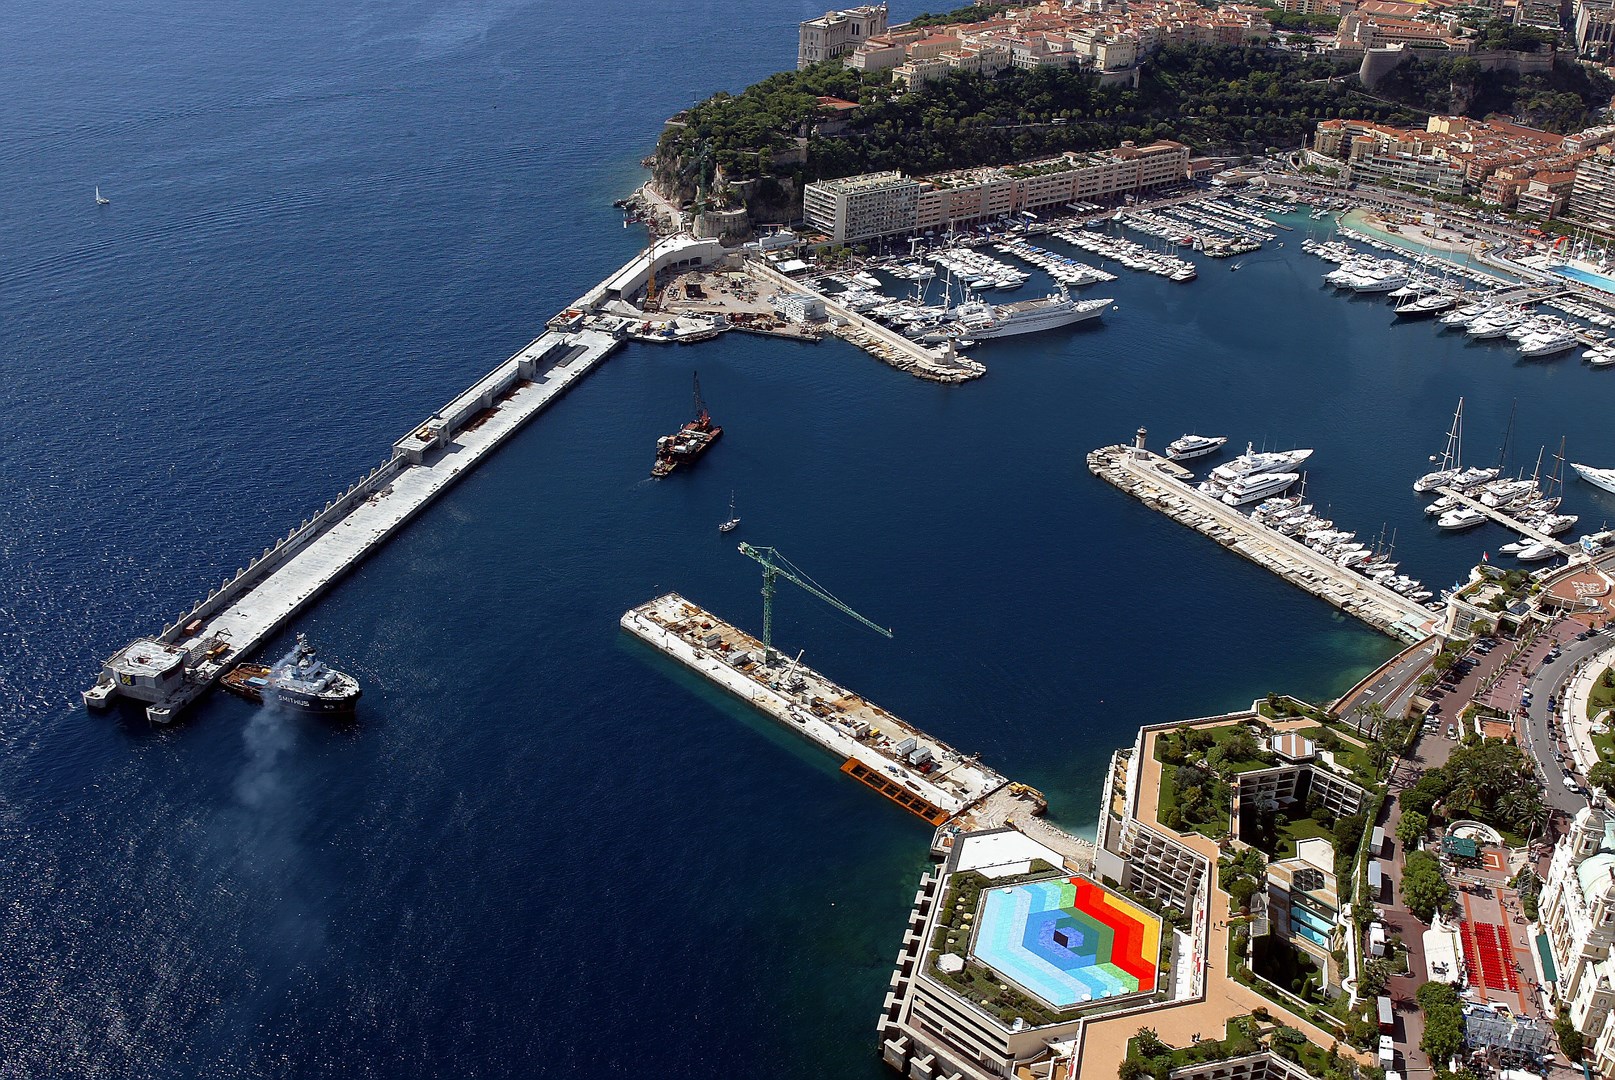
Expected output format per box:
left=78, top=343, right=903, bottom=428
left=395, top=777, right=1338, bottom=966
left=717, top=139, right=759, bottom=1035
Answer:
left=86, top=237, right=729, bottom=723
left=1088, top=442, right=1440, bottom=642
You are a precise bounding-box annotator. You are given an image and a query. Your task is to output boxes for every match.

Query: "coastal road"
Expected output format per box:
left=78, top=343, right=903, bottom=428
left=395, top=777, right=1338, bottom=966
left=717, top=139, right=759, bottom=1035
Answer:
left=1336, top=637, right=1439, bottom=734
left=1513, top=621, right=1608, bottom=815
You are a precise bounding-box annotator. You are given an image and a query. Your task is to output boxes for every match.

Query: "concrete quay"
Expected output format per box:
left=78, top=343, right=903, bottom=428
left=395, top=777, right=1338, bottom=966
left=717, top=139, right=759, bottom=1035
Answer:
left=622, top=593, right=1009, bottom=823
left=1088, top=443, right=1439, bottom=643
left=745, top=259, right=985, bottom=383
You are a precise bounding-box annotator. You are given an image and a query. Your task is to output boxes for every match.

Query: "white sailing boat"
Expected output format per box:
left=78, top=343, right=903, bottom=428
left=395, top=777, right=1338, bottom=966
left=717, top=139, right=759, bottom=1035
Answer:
left=95, top=186, right=110, bottom=206
left=718, top=491, right=740, bottom=534
left=1413, top=398, right=1464, bottom=494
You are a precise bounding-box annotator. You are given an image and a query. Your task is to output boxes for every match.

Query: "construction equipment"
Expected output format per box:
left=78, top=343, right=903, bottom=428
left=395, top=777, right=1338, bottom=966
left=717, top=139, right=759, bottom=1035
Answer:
left=736, top=543, right=892, bottom=659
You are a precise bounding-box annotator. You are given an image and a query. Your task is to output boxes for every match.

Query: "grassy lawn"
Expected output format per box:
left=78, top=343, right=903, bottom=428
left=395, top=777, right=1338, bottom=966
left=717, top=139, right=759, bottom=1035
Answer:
left=1297, top=725, right=1377, bottom=785
left=1272, top=815, right=1333, bottom=860
left=1586, top=668, right=1615, bottom=722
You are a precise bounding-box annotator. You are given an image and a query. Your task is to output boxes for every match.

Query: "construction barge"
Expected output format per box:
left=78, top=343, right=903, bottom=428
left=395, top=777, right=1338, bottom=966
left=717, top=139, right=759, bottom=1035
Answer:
left=1088, top=437, right=1442, bottom=643
left=621, top=593, right=1011, bottom=825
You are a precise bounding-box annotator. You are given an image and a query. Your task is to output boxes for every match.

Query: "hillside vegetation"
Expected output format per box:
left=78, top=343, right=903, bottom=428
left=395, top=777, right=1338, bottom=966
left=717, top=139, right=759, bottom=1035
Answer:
left=652, top=44, right=1613, bottom=211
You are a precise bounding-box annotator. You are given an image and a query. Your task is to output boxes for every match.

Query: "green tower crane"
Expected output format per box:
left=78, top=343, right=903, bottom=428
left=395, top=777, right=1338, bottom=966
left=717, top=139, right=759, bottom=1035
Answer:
left=737, top=543, right=892, bottom=660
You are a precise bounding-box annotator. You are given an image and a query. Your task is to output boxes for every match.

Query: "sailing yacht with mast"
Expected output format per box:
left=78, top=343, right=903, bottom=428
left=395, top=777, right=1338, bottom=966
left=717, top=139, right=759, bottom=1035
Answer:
left=1413, top=398, right=1465, bottom=493
left=718, top=491, right=740, bottom=534
left=94, top=186, right=110, bottom=206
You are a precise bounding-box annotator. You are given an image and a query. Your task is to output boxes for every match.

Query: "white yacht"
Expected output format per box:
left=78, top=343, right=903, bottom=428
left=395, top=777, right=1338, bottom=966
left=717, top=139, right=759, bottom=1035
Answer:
left=1437, top=507, right=1488, bottom=531
left=920, top=286, right=1109, bottom=342
left=1350, top=268, right=1409, bottom=293
left=1480, top=479, right=1539, bottom=508
left=1210, top=445, right=1314, bottom=485
left=1439, top=303, right=1490, bottom=328
left=1221, top=471, right=1300, bottom=507
left=1519, top=331, right=1578, bottom=358
left=1572, top=462, right=1615, bottom=495
left=1515, top=541, right=1560, bottom=562
left=1166, top=434, right=1228, bottom=461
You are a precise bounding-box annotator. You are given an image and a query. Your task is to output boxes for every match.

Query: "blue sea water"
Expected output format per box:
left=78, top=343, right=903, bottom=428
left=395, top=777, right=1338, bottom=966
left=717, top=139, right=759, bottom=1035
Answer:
left=6, top=1, right=1615, bottom=1076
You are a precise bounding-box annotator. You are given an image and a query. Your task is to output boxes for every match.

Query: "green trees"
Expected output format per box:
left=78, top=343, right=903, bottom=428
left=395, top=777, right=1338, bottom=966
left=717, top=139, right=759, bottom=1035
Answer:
left=1417, top=982, right=1465, bottom=1066
left=1396, top=810, right=1428, bottom=850
left=1555, top=1008, right=1586, bottom=1062
left=1589, top=761, right=1615, bottom=795
left=1359, top=956, right=1396, bottom=997
left=1402, top=850, right=1451, bottom=923
left=1220, top=848, right=1267, bottom=913
left=1396, top=741, right=1543, bottom=834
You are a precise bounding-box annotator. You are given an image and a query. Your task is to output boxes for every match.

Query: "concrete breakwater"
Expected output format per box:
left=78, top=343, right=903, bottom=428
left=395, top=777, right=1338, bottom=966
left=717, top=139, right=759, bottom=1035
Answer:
left=1087, top=442, right=1440, bottom=643
left=81, top=235, right=739, bottom=723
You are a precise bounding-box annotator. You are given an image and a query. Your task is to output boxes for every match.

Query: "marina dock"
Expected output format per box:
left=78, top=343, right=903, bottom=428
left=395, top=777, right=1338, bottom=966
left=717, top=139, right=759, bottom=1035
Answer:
left=621, top=593, right=1008, bottom=823
left=1088, top=442, right=1440, bottom=642
left=87, top=327, right=622, bottom=722
left=1433, top=484, right=1573, bottom=552
left=745, top=259, right=985, bottom=383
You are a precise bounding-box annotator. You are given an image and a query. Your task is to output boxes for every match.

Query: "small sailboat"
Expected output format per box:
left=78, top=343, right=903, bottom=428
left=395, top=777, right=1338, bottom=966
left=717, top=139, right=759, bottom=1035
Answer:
left=94, top=186, right=109, bottom=206
left=718, top=490, right=740, bottom=534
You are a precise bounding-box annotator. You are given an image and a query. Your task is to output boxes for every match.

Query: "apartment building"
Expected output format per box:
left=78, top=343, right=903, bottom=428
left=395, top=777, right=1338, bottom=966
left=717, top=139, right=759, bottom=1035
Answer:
left=802, top=170, right=920, bottom=245
left=802, top=142, right=1190, bottom=243
left=1569, top=152, right=1615, bottom=231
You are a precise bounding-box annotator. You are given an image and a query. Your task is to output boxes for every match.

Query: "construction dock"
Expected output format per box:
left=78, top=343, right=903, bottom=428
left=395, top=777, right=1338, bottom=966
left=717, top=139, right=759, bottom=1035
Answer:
left=622, top=593, right=1012, bottom=824
left=1087, top=441, right=1441, bottom=643
left=86, top=235, right=729, bottom=723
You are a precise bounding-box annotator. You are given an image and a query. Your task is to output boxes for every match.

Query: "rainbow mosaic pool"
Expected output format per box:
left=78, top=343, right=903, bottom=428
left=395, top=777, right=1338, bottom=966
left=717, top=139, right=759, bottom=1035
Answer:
left=970, top=877, right=1161, bottom=1007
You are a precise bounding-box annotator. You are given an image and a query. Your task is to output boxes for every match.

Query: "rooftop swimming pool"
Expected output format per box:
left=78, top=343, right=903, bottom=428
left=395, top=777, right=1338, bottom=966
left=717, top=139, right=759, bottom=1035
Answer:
left=1550, top=264, right=1615, bottom=293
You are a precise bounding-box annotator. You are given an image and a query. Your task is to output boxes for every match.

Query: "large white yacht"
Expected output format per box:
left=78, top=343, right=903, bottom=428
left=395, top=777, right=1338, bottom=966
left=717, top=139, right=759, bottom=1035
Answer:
left=1210, top=444, right=1314, bottom=485
left=1221, top=471, right=1300, bottom=507
left=1573, top=462, right=1615, bottom=495
left=1166, top=434, right=1228, bottom=461
left=1437, top=507, right=1488, bottom=531
left=920, top=286, right=1109, bottom=342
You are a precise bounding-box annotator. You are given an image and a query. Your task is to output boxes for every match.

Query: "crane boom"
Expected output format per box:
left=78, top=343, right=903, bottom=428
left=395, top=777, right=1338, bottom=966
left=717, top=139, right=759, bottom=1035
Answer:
left=737, top=543, right=892, bottom=655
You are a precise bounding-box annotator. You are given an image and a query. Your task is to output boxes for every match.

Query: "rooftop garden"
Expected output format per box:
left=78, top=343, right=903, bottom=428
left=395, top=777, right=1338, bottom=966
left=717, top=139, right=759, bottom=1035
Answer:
left=1121, top=1011, right=1363, bottom=1080
left=1154, top=722, right=1279, bottom=837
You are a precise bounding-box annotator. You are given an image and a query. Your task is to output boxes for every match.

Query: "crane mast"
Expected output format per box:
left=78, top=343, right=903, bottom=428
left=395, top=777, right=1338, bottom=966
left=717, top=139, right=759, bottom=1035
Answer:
left=736, top=543, right=892, bottom=659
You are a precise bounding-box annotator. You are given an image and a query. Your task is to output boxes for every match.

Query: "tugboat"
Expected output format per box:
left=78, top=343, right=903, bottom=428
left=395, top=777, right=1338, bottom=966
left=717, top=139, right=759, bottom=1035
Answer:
left=222, top=634, right=361, bottom=714
left=651, top=371, right=722, bottom=478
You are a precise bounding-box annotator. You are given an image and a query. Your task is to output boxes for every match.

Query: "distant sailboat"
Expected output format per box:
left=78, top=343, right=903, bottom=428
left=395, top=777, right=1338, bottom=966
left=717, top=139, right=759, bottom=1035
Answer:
left=94, top=186, right=109, bottom=206
left=718, top=490, right=740, bottom=534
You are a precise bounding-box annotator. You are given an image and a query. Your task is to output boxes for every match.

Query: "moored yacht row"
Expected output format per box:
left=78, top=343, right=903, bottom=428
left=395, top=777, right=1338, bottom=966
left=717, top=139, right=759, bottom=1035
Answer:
left=1054, top=227, right=1197, bottom=281
left=1171, top=433, right=1434, bottom=601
